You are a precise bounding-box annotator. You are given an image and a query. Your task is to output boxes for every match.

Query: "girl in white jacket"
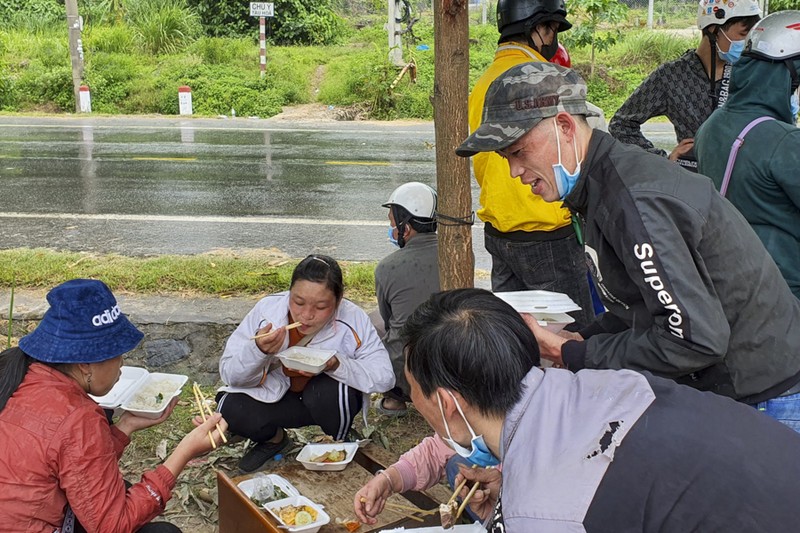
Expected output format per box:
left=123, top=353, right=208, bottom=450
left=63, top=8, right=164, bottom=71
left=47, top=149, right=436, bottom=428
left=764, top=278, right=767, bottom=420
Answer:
left=217, top=255, right=394, bottom=472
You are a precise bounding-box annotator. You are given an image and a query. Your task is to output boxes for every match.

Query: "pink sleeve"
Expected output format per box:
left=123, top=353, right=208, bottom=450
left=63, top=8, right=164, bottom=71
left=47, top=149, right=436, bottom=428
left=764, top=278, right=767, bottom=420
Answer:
left=393, top=434, right=456, bottom=492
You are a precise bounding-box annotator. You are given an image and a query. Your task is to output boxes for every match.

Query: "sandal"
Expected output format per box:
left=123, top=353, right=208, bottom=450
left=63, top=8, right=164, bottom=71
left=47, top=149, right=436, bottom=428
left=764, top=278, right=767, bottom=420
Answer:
left=372, top=397, right=408, bottom=417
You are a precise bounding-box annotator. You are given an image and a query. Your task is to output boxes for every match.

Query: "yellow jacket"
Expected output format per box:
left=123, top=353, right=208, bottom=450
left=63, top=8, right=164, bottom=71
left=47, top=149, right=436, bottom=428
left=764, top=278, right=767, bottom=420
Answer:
left=470, top=44, right=572, bottom=233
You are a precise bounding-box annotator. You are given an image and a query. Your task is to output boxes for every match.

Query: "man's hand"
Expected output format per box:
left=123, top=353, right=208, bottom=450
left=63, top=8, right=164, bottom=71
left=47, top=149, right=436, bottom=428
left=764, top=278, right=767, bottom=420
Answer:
left=454, top=464, right=502, bottom=521
left=521, top=313, right=568, bottom=366
left=668, top=138, right=694, bottom=161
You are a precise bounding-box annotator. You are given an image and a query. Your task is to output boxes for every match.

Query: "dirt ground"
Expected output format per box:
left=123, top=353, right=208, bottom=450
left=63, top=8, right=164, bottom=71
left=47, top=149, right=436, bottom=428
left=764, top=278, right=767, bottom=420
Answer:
left=123, top=387, right=432, bottom=532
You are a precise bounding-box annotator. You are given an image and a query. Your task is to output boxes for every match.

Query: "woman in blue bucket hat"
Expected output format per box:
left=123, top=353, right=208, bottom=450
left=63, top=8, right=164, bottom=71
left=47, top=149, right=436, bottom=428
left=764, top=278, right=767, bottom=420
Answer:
left=0, top=279, right=227, bottom=533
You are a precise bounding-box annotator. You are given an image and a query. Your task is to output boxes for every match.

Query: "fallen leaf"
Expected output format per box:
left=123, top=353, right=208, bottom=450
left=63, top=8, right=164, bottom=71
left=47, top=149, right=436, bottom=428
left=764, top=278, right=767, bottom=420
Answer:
left=156, top=439, right=168, bottom=460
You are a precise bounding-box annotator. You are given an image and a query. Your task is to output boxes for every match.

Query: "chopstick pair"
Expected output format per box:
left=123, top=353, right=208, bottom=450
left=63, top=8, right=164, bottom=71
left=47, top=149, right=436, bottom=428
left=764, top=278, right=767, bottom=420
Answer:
left=382, top=501, right=437, bottom=517
left=250, top=321, right=303, bottom=340
left=455, top=482, right=480, bottom=521
left=192, top=382, right=228, bottom=449
left=447, top=465, right=481, bottom=521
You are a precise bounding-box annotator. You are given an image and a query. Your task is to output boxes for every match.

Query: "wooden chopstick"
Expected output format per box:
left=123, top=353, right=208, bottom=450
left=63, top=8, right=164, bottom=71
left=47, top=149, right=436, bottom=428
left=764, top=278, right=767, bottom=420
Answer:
left=249, top=321, right=303, bottom=340
left=383, top=501, right=437, bottom=516
left=192, top=383, right=216, bottom=449
left=455, top=482, right=480, bottom=521
left=447, top=477, right=469, bottom=505
left=193, top=382, right=228, bottom=444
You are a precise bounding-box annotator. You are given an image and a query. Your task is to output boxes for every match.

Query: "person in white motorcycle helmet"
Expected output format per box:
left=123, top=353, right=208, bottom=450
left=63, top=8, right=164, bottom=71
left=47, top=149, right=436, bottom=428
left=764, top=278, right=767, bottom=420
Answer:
left=609, top=0, right=761, bottom=171
left=374, top=182, right=440, bottom=416
left=696, top=10, right=800, bottom=303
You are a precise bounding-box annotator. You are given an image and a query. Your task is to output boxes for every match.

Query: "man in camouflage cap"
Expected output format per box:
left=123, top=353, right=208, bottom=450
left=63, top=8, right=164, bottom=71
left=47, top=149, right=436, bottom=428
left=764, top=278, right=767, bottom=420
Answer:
left=457, top=62, right=800, bottom=432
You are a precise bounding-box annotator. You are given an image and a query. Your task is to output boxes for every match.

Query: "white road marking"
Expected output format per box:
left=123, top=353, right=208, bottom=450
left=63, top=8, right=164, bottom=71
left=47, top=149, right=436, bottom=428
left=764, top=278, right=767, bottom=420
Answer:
left=0, top=211, right=384, bottom=226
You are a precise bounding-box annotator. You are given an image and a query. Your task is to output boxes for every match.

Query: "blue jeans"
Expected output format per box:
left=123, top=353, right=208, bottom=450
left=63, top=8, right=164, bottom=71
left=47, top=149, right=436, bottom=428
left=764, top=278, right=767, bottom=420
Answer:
left=485, top=233, right=594, bottom=328
left=444, top=455, right=480, bottom=522
left=753, top=392, right=800, bottom=433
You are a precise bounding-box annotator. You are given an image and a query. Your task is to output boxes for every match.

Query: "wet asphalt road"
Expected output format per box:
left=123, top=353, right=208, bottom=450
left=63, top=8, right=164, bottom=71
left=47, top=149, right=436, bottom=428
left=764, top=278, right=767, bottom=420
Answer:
left=0, top=116, right=677, bottom=271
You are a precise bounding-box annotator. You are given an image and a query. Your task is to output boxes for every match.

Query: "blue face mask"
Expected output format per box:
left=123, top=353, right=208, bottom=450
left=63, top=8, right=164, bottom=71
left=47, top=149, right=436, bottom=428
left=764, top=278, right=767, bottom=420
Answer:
left=717, top=29, right=745, bottom=64
left=437, top=390, right=500, bottom=468
left=552, top=121, right=582, bottom=200
left=387, top=226, right=399, bottom=247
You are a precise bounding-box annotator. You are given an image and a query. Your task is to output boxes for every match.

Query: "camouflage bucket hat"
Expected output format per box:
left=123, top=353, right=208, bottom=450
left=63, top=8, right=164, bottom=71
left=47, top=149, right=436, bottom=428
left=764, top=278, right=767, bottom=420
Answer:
left=456, top=62, right=596, bottom=157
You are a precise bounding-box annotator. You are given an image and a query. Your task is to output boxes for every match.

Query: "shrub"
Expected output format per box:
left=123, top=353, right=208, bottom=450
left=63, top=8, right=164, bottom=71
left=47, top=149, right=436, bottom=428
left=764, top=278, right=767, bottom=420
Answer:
left=84, top=24, right=136, bottom=54
left=0, top=0, right=62, bottom=31
left=270, top=0, right=350, bottom=45
left=189, top=36, right=255, bottom=66
left=616, top=31, right=698, bottom=69
left=126, top=0, right=202, bottom=54
left=0, top=68, right=17, bottom=110
left=84, top=52, right=145, bottom=113
left=15, top=63, right=74, bottom=111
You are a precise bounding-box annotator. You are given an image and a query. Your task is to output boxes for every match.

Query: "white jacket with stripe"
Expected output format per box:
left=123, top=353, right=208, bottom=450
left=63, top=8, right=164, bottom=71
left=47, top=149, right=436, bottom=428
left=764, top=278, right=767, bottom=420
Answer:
left=219, top=292, right=395, bottom=403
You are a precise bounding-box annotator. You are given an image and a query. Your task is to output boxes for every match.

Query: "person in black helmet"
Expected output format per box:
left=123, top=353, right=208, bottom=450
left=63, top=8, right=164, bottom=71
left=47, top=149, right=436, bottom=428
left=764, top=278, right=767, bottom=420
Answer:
left=469, top=0, right=599, bottom=330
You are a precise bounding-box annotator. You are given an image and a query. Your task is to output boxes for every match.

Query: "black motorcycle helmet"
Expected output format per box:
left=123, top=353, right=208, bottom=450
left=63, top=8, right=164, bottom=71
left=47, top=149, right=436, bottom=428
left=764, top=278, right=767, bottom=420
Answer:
left=497, top=0, right=572, bottom=41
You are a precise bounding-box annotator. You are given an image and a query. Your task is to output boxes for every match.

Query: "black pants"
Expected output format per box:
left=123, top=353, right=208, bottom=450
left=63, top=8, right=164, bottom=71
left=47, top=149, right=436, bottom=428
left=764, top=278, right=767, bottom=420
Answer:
left=74, top=482, right=181, bottom=533
left=75, top=522, right=180, bottom=533
left=217, top=373, right=363, bottom=443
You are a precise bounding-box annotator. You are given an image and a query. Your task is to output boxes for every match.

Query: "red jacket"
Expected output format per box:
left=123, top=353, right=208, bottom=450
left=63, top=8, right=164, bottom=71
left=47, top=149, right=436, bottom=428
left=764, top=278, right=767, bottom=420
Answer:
left=0, top=364, right=176, bottom=532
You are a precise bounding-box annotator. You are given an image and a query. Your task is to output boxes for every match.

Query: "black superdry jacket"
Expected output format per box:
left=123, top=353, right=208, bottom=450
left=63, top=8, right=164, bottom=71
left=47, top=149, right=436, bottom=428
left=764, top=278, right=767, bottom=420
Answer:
left=561, top=131, right=800, bottom=404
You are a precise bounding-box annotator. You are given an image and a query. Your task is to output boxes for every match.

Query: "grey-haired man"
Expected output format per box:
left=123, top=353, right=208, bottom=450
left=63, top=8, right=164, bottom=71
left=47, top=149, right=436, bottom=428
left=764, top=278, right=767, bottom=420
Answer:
left=456, top=61, right=800, bottom=430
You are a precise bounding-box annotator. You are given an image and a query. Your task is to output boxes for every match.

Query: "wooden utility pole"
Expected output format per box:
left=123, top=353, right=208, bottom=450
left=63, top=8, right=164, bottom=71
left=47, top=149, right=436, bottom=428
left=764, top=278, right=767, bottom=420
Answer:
left=433, top=0, right=473, bottom=290
left=65, top=0, right=84, bottom=112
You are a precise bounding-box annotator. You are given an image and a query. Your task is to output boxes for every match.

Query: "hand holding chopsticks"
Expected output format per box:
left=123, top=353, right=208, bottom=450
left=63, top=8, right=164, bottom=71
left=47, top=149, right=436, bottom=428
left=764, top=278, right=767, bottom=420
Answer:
left=455, top=481, right=480, bottom=521
left=192, top=382, right=227, bottom=449
left=250, top=321, right=303, bottom=340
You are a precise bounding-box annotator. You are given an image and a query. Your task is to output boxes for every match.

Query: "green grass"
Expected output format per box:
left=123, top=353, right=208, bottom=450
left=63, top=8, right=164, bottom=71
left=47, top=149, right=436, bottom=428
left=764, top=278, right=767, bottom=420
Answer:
left=0, top=249, right=378, bottom=301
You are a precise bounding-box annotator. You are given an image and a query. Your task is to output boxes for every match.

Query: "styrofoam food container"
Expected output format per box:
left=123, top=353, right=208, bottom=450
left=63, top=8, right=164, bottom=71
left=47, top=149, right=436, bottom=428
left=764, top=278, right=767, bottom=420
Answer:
left=494, top=290, right=582, bottom=314
left=120, top=372, right=188, bottom=419
left=264, top=495, right=330, bottom=533
left=532, top=312, right=576, bottom=333
left=237, top=474, right=300, bottom=503
left=90, top=366, right=148, bottom=410
left=276, top=347, right=337, bottom=374
left=296, top=442, right=359, bottom=472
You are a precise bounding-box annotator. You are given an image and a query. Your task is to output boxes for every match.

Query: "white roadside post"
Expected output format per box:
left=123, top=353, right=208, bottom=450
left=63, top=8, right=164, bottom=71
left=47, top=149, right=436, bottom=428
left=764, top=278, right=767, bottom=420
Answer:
left=78, top=85, right=91, bottom=113
left=387, top=0, right=405, bottom=67
left=178, top=86, right=193, bottom=115
left=250, top=2, right=275, bottom=78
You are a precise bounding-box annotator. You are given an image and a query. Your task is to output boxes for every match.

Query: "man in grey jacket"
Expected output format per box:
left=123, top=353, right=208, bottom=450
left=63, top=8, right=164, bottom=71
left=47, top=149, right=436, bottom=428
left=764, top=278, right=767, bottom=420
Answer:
left=373, top=182, right=440, bottom=416
left=456, top=61, right=800, bottom=429
left=401, top=288, right=800, bottom=532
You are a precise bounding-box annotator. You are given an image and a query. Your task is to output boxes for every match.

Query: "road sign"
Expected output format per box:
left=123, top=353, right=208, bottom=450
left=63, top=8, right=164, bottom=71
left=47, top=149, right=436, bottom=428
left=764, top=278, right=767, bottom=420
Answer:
left=250, top=2, right=274, bottom=17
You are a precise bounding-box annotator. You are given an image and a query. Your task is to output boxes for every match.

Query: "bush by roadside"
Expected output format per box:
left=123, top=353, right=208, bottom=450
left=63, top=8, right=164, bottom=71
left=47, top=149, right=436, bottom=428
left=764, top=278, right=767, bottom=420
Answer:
left=0, top=2, right=700, bottom=120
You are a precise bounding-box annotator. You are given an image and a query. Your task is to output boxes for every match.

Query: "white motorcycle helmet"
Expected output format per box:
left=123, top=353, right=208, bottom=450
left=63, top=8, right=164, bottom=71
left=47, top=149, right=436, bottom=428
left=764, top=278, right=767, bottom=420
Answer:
left=382, top=182, right=437, bottom=220
left=744, top=10, right=800, bottom=62
left=383, top=182, right=437, bottom=248
left=697, top=0, right=761, bottom=30
left=744, top=11, right=800, bottom=93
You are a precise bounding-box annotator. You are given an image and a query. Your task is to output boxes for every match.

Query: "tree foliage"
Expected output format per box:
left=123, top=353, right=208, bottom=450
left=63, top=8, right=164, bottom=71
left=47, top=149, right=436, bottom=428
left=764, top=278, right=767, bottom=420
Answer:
left=185, top=0, right=348, bottom=44
left=564, top=0, right=628, bottom=77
